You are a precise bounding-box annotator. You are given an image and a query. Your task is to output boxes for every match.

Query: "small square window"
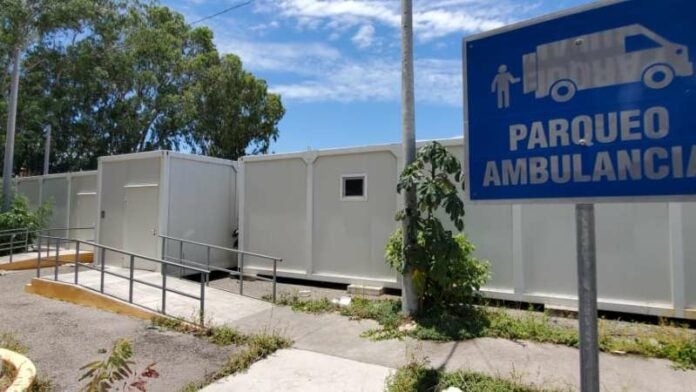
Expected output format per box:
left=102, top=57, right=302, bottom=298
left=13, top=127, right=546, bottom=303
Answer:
left=341, top=175, right=367, bottom=200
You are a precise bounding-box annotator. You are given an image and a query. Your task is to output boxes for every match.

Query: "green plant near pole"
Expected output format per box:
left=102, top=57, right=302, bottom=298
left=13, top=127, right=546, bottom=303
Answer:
left=387, top=141, right=489, bottom=311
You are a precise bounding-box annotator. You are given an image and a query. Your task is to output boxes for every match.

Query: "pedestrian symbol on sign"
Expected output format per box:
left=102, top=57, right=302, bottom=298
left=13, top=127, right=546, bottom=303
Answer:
left=491, top=64, right=520, bottom=109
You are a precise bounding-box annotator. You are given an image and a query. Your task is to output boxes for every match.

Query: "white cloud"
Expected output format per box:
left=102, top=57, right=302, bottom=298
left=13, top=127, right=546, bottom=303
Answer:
left=351, top=24, right=375, bottom=49
left=268, top=0, right=526, bottom=41
left=216, top=40, right=341, bottom=74
left=271, top=58, right=462, bottom=106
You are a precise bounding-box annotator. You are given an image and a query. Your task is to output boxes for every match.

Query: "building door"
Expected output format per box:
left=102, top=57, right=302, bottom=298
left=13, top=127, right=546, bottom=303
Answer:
left=123, top=184, right=160, bottom=271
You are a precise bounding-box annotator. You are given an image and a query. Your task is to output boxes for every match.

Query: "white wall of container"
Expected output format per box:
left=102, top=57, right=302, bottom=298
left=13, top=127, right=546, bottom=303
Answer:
left=13, top=141, right=696, bottom=320
left=239, top=138, right=696, bottom=320
left=14, top=171, right=99, bottom=241
left=96, top=151, right=238, bottom=271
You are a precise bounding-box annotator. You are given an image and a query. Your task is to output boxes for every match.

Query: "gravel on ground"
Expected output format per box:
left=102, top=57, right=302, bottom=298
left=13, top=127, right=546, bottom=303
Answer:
left=0, top=267, right=239, bottom=392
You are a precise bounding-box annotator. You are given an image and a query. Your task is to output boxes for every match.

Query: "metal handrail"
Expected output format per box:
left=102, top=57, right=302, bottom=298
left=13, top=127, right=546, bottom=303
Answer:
left=159, top=234, right=281, bottom=302
left=0, top=226, right=97, bottom=261
left=36, top=234, right=209, bottom=326
left=159, top=234, right=281, bottom=262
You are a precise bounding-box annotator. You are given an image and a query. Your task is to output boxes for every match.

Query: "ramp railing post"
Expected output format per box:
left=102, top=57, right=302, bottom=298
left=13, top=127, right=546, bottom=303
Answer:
left=272, top=259, right=278, bottom=303
left=128, top=255, right=135, bottom=303
left=54, top=238, right=60, bottom=280
left=9, top=233, right=14, bottom=263
left=36, top=235, right=41, bottom=278
left=74, top=241, right=80, bottom=285
left=200, top=273, right=205, bottom=326
left=178, top=240, right=184, bottom=276
left=100, top=247, right=106, bottom=293
left=206, top=246, right=211, bottom=286
left=23, top=228, right=28, bottom=252
left=162, top=263, right=167, bottom=315
left=160, top=236, right=166, bottom=264
left=239, top=253, right=244, bottom=296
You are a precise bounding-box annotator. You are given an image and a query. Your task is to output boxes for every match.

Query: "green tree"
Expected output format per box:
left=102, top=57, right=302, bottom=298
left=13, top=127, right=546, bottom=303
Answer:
left=385, top=142, right=489, bottom=312
left=1, top=0, right=284, bottom=174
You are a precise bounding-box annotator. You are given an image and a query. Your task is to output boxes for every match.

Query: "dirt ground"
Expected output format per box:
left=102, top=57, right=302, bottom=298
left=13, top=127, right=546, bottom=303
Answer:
left=0, top=267, right=238, bottom=391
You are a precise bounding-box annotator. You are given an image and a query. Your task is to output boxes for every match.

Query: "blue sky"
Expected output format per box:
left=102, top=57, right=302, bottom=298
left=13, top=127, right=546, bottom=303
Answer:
left=161, top=0, right=593, bottom=153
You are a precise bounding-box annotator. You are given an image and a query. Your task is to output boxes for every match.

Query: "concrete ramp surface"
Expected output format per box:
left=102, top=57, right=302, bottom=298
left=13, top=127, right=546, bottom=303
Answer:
left=43, top=266, right=273, bottom=324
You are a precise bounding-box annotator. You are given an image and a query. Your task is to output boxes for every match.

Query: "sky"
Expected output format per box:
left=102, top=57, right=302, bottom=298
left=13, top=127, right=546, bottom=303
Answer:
left=161, top=0, right=593, bottom=154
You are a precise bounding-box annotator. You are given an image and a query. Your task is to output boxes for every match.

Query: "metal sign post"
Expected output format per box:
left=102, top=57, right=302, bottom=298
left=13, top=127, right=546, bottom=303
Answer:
left=576, top=203, right=599, bottom=392
left=461, top=0, right=696, bottom=390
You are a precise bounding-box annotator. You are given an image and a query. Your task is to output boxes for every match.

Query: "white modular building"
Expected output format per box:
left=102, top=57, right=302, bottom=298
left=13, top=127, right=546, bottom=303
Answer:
left=239, top=138, right=696, bottom=319
left=15, top=171, right=99, bottom=241
left=96, top=151, right=237, bottom=271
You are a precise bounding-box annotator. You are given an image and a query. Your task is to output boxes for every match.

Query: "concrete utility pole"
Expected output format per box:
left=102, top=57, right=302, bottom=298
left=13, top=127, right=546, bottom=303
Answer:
left=400, top=0, right=419, bottom=315
left=43, top=125, right=51, bottom=175
left=3, top=45, right=21, bottom=211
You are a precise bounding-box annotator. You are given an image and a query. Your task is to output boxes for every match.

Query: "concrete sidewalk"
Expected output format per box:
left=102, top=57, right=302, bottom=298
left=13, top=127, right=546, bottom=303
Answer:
left=35, top=269, right=696, bottom=391
left=201, top=349, right=393, bottom=392
left=227, top=306, right=696, bottom=392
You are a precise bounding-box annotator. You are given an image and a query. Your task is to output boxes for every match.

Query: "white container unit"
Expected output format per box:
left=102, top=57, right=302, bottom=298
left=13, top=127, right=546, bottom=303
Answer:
left=96, top=151, right=237, bottom=272
left=239, top=143, right=406, bottom=288
left=15, top=171, right=99, bottom=240
left=240, top=138, right=696, bottom=320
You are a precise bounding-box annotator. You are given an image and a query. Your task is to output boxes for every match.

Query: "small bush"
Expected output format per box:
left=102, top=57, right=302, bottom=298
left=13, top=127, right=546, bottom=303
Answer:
left=0, top=195, right=52, bottom=255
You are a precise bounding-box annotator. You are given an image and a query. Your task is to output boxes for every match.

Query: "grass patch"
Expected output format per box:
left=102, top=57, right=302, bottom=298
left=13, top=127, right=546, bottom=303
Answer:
left=0, top=331, right=27, bottom=353
left=180, top=332, right=292, bottom=392
left=150, top=315, right=293, bottom=391
left=150, top=316, right=247, bottom=346
left=28, top=376, right=54, bottom=392
left=273, top=294, right=696, bottom=369
left=386, top=359, right=556, bottom=392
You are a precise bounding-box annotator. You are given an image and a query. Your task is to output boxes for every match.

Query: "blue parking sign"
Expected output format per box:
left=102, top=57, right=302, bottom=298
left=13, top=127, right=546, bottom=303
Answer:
left=463, top=0, right=696, bottom=201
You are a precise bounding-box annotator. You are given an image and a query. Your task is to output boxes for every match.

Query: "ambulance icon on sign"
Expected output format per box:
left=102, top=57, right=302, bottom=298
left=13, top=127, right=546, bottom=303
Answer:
left=520, top=24, right=694, bottom=103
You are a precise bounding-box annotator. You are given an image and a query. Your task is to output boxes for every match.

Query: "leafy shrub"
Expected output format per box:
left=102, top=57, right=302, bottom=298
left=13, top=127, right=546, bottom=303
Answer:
left=0, top=195, right=52, bottom=255
left=388, top=141, right=489, bottom=312
left=0, top=195, right=52, bottom=232
left=386, top=229, right=489, bottom=312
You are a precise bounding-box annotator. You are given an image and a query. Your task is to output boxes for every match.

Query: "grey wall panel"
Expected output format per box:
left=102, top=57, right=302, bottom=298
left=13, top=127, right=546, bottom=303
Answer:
left=167, top=156, right=236, bottom=269
left=595, top=203, right=671, bottom=304
left=312, top=151, right=397, bottom=282
left=42, top=177, right=69, bottom=228
left=522, top=204, right=577, bottom=297
left=244, top=158, right=307, bottom=273
left=16, top=178, right=40, bottom=208
left=70, top=174, right=98, bottom=240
